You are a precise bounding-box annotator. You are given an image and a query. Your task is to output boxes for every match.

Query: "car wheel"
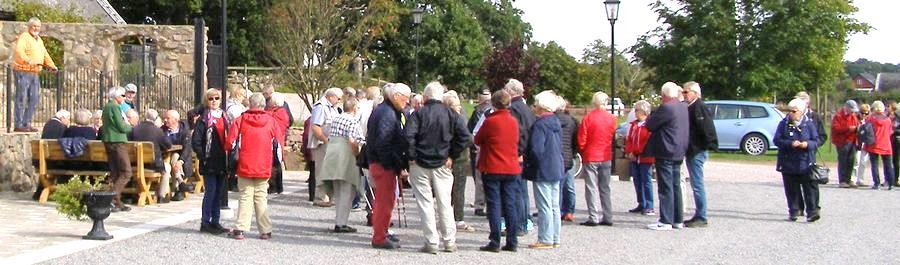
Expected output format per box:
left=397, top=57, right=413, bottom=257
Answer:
left=741, top=133, right=768, bottom=156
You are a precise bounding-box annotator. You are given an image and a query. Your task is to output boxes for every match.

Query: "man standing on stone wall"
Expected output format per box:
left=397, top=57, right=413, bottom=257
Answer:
left=13, top=18, right=58, bottom=132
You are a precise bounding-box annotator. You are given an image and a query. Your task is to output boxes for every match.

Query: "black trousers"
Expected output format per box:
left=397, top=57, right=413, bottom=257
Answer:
left=781, top=173, right=819, bottom=216
left=892, top=138, right=900, bottom=185
left=836, top=143, right=857, bottom=183
left=307, top=161, right=316, bottom=201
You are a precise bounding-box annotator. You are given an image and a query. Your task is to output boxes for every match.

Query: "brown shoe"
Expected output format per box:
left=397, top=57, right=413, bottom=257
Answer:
left=28, top=127, right=39, bottom=132
left=13, top=127, right=30, bottom=132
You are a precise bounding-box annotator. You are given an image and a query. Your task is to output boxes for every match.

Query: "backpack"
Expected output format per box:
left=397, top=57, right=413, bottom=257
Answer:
left=858, top=122, right=875, bottom=145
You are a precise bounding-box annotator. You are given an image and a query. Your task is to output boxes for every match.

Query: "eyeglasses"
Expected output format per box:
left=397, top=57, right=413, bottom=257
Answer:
left=208, top=97, right=221, bottom=101
left=861, top=112, right=870, bottom=115
left=681, top=91, right=689, bottom=94
left=790, top=110, right=800, bottom=113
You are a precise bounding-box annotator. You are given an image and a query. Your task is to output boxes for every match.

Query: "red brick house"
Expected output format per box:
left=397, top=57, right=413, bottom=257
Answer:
left=852, top=73, right=876, bottom=91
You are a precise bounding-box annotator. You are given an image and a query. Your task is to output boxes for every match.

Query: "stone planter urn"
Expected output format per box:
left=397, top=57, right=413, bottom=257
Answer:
left=82, top=191, right=116, bottom=240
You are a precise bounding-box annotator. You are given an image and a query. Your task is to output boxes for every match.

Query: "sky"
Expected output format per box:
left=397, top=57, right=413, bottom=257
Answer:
left=514, top=0, right=899, bottom=64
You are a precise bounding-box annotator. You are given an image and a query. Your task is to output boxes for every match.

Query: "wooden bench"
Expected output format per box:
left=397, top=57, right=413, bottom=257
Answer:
left=31, top=139, right=163, bottom=206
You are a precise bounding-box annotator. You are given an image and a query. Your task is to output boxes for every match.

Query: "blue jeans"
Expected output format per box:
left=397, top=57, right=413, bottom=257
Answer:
left=870, top=154, right=895, bottom=188
left=202, top=172, right=225, bottom=226
left=630, top=162, right=654, bottom=210
left=515, top=172, right=531, bottom=231
left=13, top=71, right=40, bottom=128
left=655, top=159, right=684, bottom=225
left=559, top=168, right=576, bottom=215
left=482, top=174, right=519, bottom=248
left=533, top=180, right=561, bottom=244
left=685, top=151, right=708, bottom=221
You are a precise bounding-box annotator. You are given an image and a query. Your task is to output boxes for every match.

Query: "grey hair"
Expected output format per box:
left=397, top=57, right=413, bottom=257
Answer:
left=27, top=17, right=41, bottom=27
left=788, top=98, right=808, bottom=113
left=343, top=97, right=359, bottom=112
left=165, top=109, right=180, bottom=120
left=249, top=93, right=266, bottom=109
left=504, top=79, right=525, bottom=96
left=661, top=82, right=681, bottom=98
left=872, top=100, right=886, bottom=113
left=54, top=109, right=70, bottom=120
left=107, top=86, right=125, bottom=99
left=144, top=109, right=159, bottom=122
left=125, top=109, right=139, bottom=119
left=324, top=87, right=344, bottom=98
left=423, top=81, right=446, bottom=101
left=92, top=110, right=102, bottom=120
left=356, top=89, right=367, bottom=99
left=683, top=81, right=701, bottom=95
left=533, top=90, right=561, bottom=112
left=592, top=91, right=609, bottom=108
left=73, top=109, right=91, bottom=126
left=263, top=85, right=275, bottom=94
left=269, top=92, right=285, bottom=107
left=443, top=90, right=461, bottom=112
left=387, top=83, right=411, bottom=98
left=366, top=86, right=382, bottom=100
left=633, top=100, right=652, bottom=115
left=343, top=87, right=357, bottom=98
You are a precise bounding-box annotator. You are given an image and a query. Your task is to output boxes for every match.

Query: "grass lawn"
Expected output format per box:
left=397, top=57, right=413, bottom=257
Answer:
left=710, top=119, right=839, bottom=164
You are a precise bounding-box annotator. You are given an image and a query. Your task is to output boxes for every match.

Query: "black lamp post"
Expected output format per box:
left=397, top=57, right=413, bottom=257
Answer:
left=411, top=6, right=424, bottom=90
left=604, top=0, right=620, bottom=173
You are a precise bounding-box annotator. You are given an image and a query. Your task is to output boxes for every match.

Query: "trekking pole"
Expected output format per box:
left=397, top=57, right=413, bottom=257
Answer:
left=397, top=175, right=408, bottom=228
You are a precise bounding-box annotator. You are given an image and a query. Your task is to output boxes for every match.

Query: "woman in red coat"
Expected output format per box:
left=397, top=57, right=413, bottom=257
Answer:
left=624, top=100, right=655, bottom=215
left=865, top=101, right=894, bottom=190
left=266, top=92, right=290, bottom=194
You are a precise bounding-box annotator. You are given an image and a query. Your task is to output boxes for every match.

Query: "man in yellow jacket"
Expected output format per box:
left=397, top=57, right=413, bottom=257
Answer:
left=13, top=18, right=57, bottom=132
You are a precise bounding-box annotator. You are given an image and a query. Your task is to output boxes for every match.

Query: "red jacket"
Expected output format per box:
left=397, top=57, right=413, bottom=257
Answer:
left=624, top=120, right=655, bottom=164
left=226, top=109, right=285, bottom=178
left=474, top=109, right=521, bottom=175
left=578, top=108, right=616, bottom=162
left=267, top=106, right=290, bottom=143
left=865, top=114, right=893, bottom=155
left=831, top=109, right=859, bottom=146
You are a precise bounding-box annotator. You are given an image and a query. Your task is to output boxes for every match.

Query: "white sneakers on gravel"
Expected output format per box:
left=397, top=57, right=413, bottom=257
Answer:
left=673, top=223, right=684, bottom=229
left=647, top=223, right=673, bottom=231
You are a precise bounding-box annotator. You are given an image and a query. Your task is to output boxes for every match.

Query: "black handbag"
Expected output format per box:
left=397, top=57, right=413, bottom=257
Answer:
left=809, top=149, right=829, bottom=184
left=356, top=144, right=369, bottom=169
left=226, top=119, right=244, bottom=175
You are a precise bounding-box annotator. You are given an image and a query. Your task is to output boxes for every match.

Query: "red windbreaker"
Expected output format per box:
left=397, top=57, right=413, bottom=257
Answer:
left=624, top=120, right=655, bottom=164
left=578, top=108, right=616, bottom=162
left=865, top=114, right=893, bottom=155
left=830, top=109, right=859, bottom=146
left=226, top=109, right=285, bottom=178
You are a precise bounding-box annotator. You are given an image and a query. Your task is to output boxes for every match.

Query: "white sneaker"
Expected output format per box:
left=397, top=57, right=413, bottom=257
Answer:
left=647, top=223, right=673, bottom=231
left=673, top=223, right=684, bottom=229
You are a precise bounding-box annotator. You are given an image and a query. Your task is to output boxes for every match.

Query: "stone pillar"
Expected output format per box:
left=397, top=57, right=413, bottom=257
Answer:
left=0, top=132, right=39, bottom=192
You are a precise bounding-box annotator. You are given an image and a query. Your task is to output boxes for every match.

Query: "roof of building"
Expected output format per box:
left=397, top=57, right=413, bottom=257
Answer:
left=859, top=73, right=877, bottom=85
left=877, top=73, right=900, bottom=92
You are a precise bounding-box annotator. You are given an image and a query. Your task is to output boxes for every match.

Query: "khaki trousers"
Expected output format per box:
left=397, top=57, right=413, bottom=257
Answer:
left=235, top=177, right=272, bottom=233
left=409, top=164, right=456, bottom=247
left=313, top=146, right=333, bottom=202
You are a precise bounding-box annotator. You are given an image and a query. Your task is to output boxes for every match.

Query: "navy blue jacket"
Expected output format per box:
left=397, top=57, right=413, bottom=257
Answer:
left=366, top=101, right=409, bottom=172
left=645, top=101, right=690, bottom=161
left=775, top=118, right=819, bottom=175
left=523, top=114, right=565, bottom=182
left=509, top=97, right=536, bottom=157
left=63, top=126, right=98, bottom=140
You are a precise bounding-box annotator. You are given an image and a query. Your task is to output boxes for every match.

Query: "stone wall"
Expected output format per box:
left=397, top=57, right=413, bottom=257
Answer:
left=0, top=132, right=38, bottom=192
left=0, top=21, right=198, bottom=74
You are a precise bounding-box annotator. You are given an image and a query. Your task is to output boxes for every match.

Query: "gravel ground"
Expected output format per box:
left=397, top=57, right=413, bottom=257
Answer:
left=41, top=169, right=900, bottom=265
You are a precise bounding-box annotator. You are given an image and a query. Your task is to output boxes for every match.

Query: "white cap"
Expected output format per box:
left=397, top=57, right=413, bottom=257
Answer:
left=125, top=83, right=137, bottom=93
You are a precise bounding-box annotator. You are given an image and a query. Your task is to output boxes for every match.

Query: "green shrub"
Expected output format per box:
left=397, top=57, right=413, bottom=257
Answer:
left=49, top=176, right=107, bottom=221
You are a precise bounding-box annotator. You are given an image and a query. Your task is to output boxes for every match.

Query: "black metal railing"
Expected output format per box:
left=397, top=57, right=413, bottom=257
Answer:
left=2, top=65, right=195, bottom=132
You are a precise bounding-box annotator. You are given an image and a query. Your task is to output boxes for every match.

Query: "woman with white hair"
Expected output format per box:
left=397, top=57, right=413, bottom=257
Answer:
left=266, top=92, right=290, bottom=194
left=624, top=100, right=655, bottom=215
left=865, top=100, right=894, bottom=190
left=523, top=90, right=565, bottom=249
left=443, top=91, right=474, bottom=232
left=774, top=98, right=821, bottom=222
left=63, top=109, right=98, bottom=139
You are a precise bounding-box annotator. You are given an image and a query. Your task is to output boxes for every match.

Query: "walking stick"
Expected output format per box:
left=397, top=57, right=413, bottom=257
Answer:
left=396, top=175, right=409, bottom=228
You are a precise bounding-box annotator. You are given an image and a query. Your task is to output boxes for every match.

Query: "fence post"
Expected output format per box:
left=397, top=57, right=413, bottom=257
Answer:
left=99, top=71, right=105, bottom=107
left=56, top=70, right=62, bottom=113
left=168, top=75, right=174, bottom=110
left=6, top=66, right=12, bottom=133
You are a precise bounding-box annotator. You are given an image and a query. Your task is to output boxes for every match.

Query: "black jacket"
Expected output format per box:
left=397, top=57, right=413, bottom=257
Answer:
left=191, top=109, right=227, bottom=175
left=555, top=110, right=580, bottom=170
left=62, top=126, right=98, bottom=140
left=366, top=101, right=409, bottom=172
left=41, top=119, right=67, bottom=139
left=163, top=120, right=194, bottom=176
left=509, top=97, right=536, bottom=157
left=645, top=101, right=690, bottom=161
left=406, top=100, right=472, bottom=169
left=129, top=121, right=173, bottom=171
left=805, top=109, right=828, bottom=147
left=686, top=99, right=718, bottom=156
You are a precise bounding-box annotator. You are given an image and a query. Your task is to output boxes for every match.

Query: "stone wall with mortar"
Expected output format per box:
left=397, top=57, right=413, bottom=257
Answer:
left=0, top=21, right=198, bottom=74
left=0, top=132, right=38, bottom=192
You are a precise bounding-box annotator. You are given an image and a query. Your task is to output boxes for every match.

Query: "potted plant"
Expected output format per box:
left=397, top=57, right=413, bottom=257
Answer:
left=50, top=176, right=116, bottom=240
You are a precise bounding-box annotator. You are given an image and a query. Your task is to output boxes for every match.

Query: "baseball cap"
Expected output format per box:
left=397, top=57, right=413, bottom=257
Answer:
left=125, top=83, right=137, bottom=93
left=845, top=100, right=859, bottom=113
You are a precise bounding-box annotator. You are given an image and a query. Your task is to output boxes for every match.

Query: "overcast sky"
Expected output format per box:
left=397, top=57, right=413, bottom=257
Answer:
left=514, top=0, right=898, bottom=64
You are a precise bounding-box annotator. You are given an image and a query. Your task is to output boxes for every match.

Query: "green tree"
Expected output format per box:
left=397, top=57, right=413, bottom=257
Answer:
left=528, top=41, right=593, bottom=104
left=581, top=39, right=652, bottom=105
left=10, top=0, right=99, bottom=66
left=464, top=0, right=532, bottom=46
left=632, top=0, right=868, bottom=102
left=109, top=0, right=202, bottom=25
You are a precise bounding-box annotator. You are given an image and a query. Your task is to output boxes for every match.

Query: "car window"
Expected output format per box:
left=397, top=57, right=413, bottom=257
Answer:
left=714, top=105, right=740, bottom=120
left=706, top=105, right=716, bottom=116
left=741, top=106, right=769, bottom=118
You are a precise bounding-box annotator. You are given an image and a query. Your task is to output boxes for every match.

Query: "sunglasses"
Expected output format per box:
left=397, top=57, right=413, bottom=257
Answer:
left=681, top=91, right=689, bottom=94
left=862, top=112, right=870, bottom=115
left=208, top=96, right=221, bottom=101
left=790, top=110, right=799, bottom=113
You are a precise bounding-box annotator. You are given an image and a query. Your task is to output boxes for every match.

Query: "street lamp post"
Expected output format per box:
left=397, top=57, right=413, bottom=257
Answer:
left=411, top=6, right=424, bottom=90
left=604, top=0, right=620, bottom=175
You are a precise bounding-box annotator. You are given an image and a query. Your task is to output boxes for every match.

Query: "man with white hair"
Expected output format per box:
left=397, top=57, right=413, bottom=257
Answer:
left=101, top=86, right=136, bottom=212
left=505, top=78, right=536, bottom=235
left=468, top=89, right=493, bottom=216
left=645, top=82, right=690, bottom=231
left=129, top=109, right=174, bottom=203
left=406, top=81, right=472, bottom=253
left=13, top=17, right=57, bottom=132
left=367, top=82, right=412, bottom=250
left=40, top=110, right=70, bottom=139
left=162, top=109, right=194, bottom=201
left=681, top=81, right=718, bottom=228
left=263, top=85, right=294, bottom=128
left=577, top=91, right=616, bottom=226
left=309, top=87, right=344, bottom=206
left=795, top=91, right=827, bottom=147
